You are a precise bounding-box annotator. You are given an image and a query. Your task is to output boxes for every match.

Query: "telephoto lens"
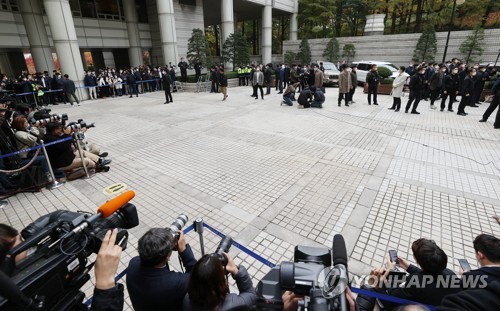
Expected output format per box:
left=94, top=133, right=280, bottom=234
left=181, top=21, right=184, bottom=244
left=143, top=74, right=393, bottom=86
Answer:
left=215, top=236, right=233, bottom=266
left=168, top=214, right=189, bottom=239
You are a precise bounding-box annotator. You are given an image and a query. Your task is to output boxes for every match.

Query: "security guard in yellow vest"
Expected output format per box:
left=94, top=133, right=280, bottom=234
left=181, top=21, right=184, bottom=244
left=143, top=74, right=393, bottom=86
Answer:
left=237, top=66, right=245, bottom=86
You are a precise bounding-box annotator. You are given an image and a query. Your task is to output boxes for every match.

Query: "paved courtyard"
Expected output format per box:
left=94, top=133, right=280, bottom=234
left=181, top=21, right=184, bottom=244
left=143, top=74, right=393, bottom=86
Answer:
left=1, top=85, right=500, bottom=308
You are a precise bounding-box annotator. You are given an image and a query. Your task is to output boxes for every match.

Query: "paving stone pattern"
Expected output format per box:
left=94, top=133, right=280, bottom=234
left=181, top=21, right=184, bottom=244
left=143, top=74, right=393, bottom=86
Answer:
left=1, top=86, right=499, bottom=309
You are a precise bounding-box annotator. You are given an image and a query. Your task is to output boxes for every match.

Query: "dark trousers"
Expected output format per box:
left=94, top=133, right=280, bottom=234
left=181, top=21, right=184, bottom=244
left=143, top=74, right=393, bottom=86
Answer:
left=164, top=88, right=172, bottom=103
left=129, top=84, right=138, bottom=97
left=338, top=93, right=348, bottom=106
left=405, top=92, right=421, bottom=112
left=430, top=88, right=441, bottom=106
left=457, top=94, right=471, bottom=114
left=348, top=87, right=356, bottom=102
left=275, top=78, right=279, bottom=90
left=391, top=97, right=401, bottom=110
left=253, top=84, right=264, bottom=98
left=367, top=85, right=378, bottom=104
left=482, top=95, right=500, bottom=126
left=211, top=81, right=218, bottom=93
left=66, top=91, right=79, bottom=105
left=265, top=82, right=271, bottom=95
left=440, top=91, right=456, bottom=110
left=181, top=71, right=187, bottom=82
left=239, top=76, right=245, bottom=86
left=278, top=80, right=283, bottom=93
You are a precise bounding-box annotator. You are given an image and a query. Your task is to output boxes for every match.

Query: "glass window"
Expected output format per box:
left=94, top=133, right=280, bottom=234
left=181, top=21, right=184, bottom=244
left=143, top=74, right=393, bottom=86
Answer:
left=80, top=0, right=97, bottom=18
left=69, top=0, right=81, bottom=16
left=136, top=0, right=148, bottom=23
left=96, top=0, right=119, bottom=16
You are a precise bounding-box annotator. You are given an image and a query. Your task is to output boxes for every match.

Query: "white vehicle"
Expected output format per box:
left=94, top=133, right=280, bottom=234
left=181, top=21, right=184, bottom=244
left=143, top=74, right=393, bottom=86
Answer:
left=315, top=61, right=340, bottom=86
left=351, top=61, right=399, bottom=85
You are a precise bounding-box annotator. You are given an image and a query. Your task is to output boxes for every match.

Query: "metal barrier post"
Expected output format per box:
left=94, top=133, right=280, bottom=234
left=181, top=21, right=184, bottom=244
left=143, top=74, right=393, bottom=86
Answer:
left=194, top=218, right=205, bottom=256
left=74, top=133, right=94, bottom=179
left=40, top=140, right=65, bottom=190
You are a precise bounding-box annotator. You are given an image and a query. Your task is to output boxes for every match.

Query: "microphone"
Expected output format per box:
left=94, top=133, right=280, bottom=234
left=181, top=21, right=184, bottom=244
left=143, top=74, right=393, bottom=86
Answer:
left=97, top=190, right=135, bottom=218
left=55, top=190, right=136, bottom=243
left=332, top=234, right=348, bottom=311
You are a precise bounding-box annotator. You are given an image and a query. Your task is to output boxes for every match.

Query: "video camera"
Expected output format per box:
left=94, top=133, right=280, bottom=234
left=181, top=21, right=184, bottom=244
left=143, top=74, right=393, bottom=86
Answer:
left=256, top=235, right=349, bottom=311
left=0, top=190, right=139, bottom=310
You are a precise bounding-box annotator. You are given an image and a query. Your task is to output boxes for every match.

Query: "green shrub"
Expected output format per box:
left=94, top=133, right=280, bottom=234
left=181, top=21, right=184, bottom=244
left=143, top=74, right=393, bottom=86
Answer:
left=380, top=78, right=394, bottom=85
left=377, top=67, right=393, bottom=79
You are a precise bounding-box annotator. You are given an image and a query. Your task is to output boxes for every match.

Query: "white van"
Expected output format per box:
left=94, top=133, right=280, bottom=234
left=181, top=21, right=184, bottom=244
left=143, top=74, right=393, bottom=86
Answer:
left=351, top=61, right=399, bottom=85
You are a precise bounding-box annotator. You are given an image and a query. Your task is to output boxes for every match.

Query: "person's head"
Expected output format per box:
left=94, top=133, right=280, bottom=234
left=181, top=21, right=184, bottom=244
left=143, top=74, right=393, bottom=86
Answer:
left=469, top=68, right=476, bottom=76
left=393, top=305, right=431, bottom=311
left=342, top=65, right=348, bottom=72
left=452, top=67, right=458, bottom=74
left=63, top=74, right=69, bottom=79
left=399, top=66, right=406, bottom=73
left=138, top=228, right=176, bottom=267
left=371, top=64, right=378, bottom=71
left=351, top=65, right=357, bottom=72
left=255, top=66, right=260, bottom=72
left=417, top=66, right=425, bottom=74
left=411, top=238, right=447, bottom=274
left=46, top=122, right=63, bottom=136
left=440, top=64, right=447, bottom=72
left=479, top=66, right=486, bottom=72
left=473, top=234, right=500, bottom=266
left=11, top=115, right=28, bottom=131
left=188, top=254, right=229, bottom=309
left=0, top=224, right=19, bottom=260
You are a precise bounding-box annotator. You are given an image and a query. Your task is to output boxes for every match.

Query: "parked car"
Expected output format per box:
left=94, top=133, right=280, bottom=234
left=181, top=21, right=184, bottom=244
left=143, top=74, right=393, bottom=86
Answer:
left=314, top=61, right=340, bottom=86
left=351, top=61, right=399, bottom=85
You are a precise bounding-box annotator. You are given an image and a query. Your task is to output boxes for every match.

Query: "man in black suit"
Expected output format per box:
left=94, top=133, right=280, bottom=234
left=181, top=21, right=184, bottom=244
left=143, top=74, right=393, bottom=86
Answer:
left=63, top=74, right=79, bottom=106
left=126, top=228, right=196, bottom=311
left=178, top=57, right=188, bottom=82
left=457, top=68, right=476, bottom=116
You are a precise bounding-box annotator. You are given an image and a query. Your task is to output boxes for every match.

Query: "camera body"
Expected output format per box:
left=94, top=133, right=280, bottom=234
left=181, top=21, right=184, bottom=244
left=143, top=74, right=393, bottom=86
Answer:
left=256, top=245, right=345, bottom=311
left=0, top=203, right=139, bottom=310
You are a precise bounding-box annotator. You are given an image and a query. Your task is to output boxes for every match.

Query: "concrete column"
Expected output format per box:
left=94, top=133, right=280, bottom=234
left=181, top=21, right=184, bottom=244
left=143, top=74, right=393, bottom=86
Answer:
left=122, top=0, right=143, bottom=67
left=290, top=13, right=298, bottom=41
left=261, top=5, right=272, bottom=65
left=18, top=0, right=54, bottom=72
left=156, top=0, right=178, bottom=65
left=221, top=0, right=234, bottom=68
left=43, top=0, right=87, bottom=99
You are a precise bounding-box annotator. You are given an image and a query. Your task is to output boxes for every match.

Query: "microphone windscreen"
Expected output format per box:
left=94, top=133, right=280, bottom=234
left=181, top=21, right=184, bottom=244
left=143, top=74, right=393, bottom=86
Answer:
left=332, top=234, right=348, bottom=267
left=97, top=190, right=135, bottom=218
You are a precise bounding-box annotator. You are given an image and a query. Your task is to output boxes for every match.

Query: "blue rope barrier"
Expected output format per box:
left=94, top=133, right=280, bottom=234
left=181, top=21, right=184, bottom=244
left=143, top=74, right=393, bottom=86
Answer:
left=350, top=287, right=435, bottom=311
left=0, top=136, right=73, bottom=160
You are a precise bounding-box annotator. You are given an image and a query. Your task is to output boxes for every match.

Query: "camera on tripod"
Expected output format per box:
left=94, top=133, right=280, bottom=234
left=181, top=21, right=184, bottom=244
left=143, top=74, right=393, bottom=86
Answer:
left=0, top=190, right=139, bottom=310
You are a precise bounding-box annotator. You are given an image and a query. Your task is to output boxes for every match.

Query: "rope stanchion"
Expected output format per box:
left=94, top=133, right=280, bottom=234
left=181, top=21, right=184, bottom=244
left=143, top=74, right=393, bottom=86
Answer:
left=74, top=134, right=94, bottom=179
left=0, top=149, right=41, bottom=174
left=40, top=140, right=64, bottom=190
left=0, top=136, right=73, bottom=160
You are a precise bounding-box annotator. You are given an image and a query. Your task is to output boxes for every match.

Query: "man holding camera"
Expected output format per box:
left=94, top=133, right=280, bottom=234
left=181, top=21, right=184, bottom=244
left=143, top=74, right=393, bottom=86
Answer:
left=126, top=228, right=196, bottom=311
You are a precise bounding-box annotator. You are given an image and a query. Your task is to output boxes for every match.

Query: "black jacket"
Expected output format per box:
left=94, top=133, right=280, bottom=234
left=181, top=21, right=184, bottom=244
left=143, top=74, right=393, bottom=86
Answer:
left=297, top=89, right=313, bottom=105
left=126, top=245, right=197, bottom=311
left=443, top=74, right=460, bottom=92
left=84, top=75, right=97, bottom=87
left=63, top=79, right=76, bottom=93
left=366, top=70, right=379, bottom=86
left=437, top=281, right=500, bottom=311
left=409, top=74, right=425, bottom=94
left=461, top=75, right=475, bottom=96
left=429, top=71, right=444, bottom=91
left=44, top=134, right=74, bottom=169
left=182, top=266, right=256, bottom=311
left=162, top=75, right=172, bottom=90
left=264, top=68, right=272, bottom=83
left=89, top=284, right=124, bottom=311
left=219, top=74, right=228, bottom=87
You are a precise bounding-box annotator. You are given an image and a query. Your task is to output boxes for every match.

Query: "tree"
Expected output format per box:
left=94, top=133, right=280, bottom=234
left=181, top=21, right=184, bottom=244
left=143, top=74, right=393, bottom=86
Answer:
left=187, top=28, right=210, bottom=68
left=221, top=33, right=250, bottom=71
left=297, top=38, right=312, bottom=65
left=323, top=38, right=340, bottom=62
left=412, top=24, right=437, bottom=62
left=342, top=43, right=356, bottom=64
left=284, top=51, right=297, bottom=64
left=460, top=25, right=485, bottom=64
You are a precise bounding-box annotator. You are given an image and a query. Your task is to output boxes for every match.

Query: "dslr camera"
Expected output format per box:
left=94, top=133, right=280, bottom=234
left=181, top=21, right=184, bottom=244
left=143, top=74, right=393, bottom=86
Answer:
left=0, top=195, right=139, bottom=310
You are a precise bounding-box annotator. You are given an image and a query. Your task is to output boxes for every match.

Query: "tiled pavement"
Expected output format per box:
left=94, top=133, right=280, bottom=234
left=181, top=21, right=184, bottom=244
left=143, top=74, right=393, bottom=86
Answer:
left=1, top=85, right=499, bottom=309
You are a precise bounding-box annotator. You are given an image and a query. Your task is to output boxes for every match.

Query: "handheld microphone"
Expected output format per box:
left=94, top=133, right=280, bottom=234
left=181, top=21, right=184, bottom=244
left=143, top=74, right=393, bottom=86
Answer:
left=332, top=234, right=348, bottom=311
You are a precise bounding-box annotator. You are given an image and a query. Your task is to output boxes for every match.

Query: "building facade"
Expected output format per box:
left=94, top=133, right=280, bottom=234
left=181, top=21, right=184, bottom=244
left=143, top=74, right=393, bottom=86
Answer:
left=0, top=0, right=298, bottom=84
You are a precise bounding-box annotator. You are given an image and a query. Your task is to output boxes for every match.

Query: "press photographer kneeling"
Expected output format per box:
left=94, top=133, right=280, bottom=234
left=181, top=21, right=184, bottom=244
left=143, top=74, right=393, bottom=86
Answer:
left=44, top=122, right=110, bottom=174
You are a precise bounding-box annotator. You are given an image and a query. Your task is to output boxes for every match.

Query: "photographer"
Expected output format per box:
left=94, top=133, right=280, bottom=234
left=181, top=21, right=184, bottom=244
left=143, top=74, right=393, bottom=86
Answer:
left=44, top=122, right=108, bottom=172
left=126, top=228, right=196, bottom=311
left=183, top=252, right=256, bottom=311
left=0, top=224, right=33, bottom=262
left=356, top=238, right=459, bottom=311
left=11, top=115, right=51, bottom=181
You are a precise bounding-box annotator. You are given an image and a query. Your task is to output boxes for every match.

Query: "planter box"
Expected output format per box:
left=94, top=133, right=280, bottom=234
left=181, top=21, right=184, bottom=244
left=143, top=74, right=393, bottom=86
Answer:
left=363, top=83, right=393, bottom=95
